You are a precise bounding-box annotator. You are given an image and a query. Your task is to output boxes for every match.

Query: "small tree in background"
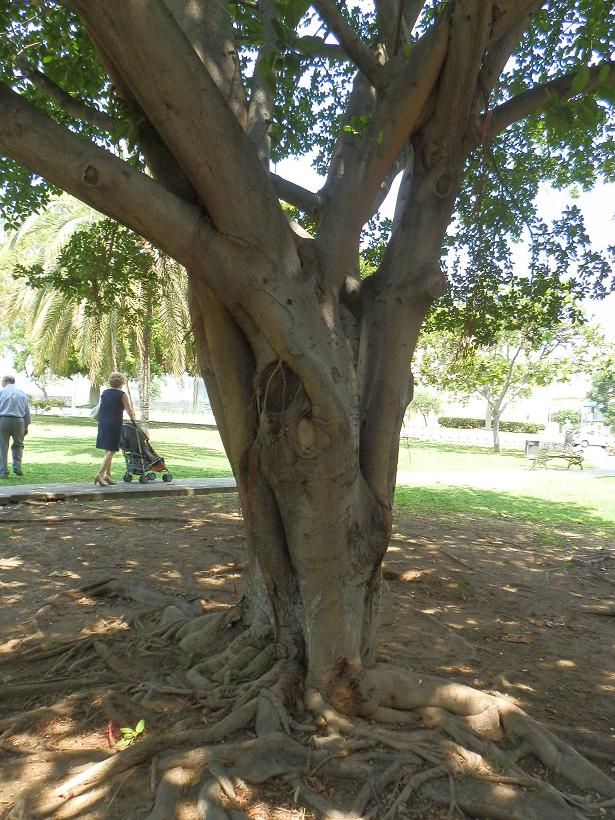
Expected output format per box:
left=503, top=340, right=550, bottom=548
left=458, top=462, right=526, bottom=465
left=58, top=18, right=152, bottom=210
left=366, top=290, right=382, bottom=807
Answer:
left=407, top=388, right=441, bottom=427
left=550, top=408, right=582, bottom=428
left=419, top=322, right=601, bottom=452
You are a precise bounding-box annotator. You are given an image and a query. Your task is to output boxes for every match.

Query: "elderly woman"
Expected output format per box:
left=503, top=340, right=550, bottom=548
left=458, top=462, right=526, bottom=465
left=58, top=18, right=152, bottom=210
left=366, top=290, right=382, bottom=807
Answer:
left=94, top=372, right=136, bottom=485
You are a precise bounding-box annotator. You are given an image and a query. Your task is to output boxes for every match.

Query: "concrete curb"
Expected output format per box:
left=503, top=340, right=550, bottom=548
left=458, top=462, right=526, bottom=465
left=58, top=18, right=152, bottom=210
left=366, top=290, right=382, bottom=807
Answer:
left=0, top=477, right=237, bottom=505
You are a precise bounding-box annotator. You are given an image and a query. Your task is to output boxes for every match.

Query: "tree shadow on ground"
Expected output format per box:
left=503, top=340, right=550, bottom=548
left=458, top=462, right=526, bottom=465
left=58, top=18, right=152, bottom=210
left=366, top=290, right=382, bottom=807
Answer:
left=1, top=494, right=614, bottom=818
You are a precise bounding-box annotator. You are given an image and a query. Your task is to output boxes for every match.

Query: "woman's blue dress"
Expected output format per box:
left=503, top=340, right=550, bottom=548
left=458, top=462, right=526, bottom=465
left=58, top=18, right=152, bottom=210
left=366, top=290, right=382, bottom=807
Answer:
left=96, top=388, right=125, bottom=451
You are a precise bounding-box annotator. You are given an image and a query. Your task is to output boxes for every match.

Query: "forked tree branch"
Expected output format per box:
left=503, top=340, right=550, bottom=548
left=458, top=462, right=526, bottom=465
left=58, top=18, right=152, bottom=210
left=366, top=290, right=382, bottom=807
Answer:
left=248, top=0, right=278, bottom=162
left=484, top=61, right=615, bottom=142
left=311, top=0, right=383, bottom=86
left=315, top=14, right=449, bottom=286
left=490, top=0, right=545, bottom=44
left=16, top=59, right=115, bottom=133
left=0, top=83, right=209, bottom=266
left=73, top=0, right=292, bottom=254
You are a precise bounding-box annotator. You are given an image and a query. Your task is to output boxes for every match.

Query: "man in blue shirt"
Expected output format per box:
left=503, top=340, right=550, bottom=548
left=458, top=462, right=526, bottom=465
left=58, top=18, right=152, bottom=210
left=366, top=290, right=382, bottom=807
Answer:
left=0, top=375, right=31, bottom=478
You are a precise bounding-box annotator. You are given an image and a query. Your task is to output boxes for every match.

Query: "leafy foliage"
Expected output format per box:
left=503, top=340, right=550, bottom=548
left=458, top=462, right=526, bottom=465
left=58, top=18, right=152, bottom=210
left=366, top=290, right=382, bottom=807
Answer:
left=0, top=196, right=193, bottom=384
left=408, top=389, right=441, bottom=426
left=417, top=320, right=602, bottom=449
left=589, top=351, right=615, bottom=430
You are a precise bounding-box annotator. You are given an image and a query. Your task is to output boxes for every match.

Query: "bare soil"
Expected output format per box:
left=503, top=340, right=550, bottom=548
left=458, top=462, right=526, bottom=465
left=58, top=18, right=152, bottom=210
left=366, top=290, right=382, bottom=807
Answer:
left=0, top=493, right=614, bottom=818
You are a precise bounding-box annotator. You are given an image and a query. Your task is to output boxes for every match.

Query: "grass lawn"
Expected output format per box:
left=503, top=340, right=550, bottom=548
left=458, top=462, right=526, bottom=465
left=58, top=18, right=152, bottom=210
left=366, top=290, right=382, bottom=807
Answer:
left=5, top=416, right=614, bottom=533
left=8, top=414, right=233, bottom=485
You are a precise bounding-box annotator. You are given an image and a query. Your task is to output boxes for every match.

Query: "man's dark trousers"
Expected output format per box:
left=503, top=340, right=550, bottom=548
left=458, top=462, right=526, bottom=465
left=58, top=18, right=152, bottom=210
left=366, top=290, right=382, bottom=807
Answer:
left=0, top=416, right=25, bottom=476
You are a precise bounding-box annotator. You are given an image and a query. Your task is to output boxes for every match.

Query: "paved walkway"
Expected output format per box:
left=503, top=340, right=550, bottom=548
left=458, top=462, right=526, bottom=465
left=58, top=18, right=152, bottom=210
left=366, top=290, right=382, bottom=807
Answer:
left=0, top=476, right=237, bottom=505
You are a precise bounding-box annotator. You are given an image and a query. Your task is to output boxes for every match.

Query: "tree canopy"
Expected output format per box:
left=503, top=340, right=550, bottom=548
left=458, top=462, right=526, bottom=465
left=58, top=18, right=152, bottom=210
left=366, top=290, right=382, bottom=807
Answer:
left=1, top=1, right=614, bottom=310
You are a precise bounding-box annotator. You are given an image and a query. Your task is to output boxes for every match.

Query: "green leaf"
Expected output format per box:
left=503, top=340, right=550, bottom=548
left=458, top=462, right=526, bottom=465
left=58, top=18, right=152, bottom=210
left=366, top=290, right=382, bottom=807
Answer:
left=295, top=35, right=325, bottom=55
left=120, top=727, right=133, bottom=735
left=598, top=64, right=610, bottom=83
left=135, top=719, right=145, bottom=734
left=595, top=83, right=615, bottom=105
left=570, top=65, right=590, bottom=94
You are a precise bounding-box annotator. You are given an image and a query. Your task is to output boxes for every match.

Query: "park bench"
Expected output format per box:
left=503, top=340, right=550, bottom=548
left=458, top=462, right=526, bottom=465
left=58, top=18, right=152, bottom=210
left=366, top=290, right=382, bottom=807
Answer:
left=532, top=442, right=584, bottom=470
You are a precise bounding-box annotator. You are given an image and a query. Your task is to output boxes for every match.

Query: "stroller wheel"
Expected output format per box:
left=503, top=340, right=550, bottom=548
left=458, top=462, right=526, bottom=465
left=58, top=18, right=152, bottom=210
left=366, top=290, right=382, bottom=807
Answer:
left=123, top=473, right=133, bottom=482
left=147, top=472, right=156, bottom=481
left=138, top=474, right=149, bottom=484
left=162, top=473, right=172, bottom=483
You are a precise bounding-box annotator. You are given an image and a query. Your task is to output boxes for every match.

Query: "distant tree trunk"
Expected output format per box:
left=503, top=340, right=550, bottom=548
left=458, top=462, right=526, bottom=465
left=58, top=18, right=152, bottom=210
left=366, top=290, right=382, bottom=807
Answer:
left=492, top=410, right=501, bottom=453
left=136, top=293, right=153, bottom=430
left=88, top=382, right=100, bottom=407
left=192, top=376, right=199, bottom=413
left=484, top=404, right=492, bottom=430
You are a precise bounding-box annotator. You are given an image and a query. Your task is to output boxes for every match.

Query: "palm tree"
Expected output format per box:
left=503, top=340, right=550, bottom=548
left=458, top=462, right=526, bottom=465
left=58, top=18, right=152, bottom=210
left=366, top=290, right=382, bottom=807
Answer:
left=0, top=195, right=193, bottom=425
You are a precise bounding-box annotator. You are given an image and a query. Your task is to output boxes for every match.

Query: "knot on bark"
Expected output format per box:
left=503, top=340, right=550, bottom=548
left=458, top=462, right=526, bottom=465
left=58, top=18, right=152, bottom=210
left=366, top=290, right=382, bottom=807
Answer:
left=82, top=164, right=99, bottom=186
left=415, top=263, right=447, bottom=298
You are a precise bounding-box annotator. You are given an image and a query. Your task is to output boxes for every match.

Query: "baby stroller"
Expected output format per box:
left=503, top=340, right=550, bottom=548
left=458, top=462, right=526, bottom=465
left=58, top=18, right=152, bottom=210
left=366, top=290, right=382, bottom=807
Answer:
left=120, top=422, right=172, bottom=484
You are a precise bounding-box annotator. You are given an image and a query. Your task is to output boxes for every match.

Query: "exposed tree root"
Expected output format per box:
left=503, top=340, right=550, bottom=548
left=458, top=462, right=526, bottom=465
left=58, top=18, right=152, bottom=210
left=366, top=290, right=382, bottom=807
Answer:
left=5, top=578, right=615, bottom=819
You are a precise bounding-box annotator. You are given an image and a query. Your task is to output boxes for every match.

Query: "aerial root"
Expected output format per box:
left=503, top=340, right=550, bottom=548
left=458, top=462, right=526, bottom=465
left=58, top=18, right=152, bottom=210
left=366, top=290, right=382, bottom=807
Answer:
left=365, top=664, right=615, bottom=797
left=146, top=765, right=191, bottom=820
left=81, top=577, right=203, bottom=617
left=421, top=779, right=581, bottom=820
left=177, top=599, right=248, bottom=656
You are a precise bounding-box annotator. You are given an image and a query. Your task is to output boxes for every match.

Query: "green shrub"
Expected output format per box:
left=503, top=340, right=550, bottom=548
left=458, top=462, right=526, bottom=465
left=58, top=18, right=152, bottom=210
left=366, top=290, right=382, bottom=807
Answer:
left=437, top=416, right=544, bottom=433
left=438, top=417, right=484, bottom=429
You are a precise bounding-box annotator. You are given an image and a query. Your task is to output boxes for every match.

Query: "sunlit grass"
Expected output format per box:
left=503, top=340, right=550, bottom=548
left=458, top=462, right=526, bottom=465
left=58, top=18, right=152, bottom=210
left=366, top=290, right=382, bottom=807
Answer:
left=5, top=416, right=614, bottom=533
left=6, top=415, right=232, bottom=484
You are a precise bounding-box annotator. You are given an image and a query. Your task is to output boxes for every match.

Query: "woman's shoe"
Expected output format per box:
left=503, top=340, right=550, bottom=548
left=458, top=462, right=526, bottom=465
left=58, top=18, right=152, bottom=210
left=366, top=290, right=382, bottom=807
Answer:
left=94, top=473, right=105, bottom=486
left=103, top=475, right=117, bottom=485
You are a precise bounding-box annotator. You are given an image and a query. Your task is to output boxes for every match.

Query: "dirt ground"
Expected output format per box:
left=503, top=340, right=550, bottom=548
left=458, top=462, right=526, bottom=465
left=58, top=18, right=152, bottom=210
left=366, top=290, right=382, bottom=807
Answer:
left=0, top=493, right=614, bottom=818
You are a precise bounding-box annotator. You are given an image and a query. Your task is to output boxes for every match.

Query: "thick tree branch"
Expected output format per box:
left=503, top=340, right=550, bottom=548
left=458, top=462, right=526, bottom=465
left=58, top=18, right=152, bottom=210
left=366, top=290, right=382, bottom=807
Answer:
left=16, top=59, right=115, bottom=133
left=248, top=0, right=278, bottom=163
left=311, top=0, right=383, bottom=86
left=315, top=14, right=449, bottom=288
left=0, top=83, right=209, bottom=267
left=163, top=0, right=248, bottom=128
left=485, top=61, right=615, bottom=142
left=490, top=0, right=545, bottom=44
left=402, top=0, right=427, bottom=36
left=79, top=18, right=198, bottom=204
left=74, top=0, right=293, bottom=255
left=271, top=174, right=322, bottom=216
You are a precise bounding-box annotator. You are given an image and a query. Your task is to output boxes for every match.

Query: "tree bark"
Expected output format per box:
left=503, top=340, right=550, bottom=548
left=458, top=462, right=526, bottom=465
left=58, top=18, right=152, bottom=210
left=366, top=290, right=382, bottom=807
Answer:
left=88, top=382, right=100, bottom=407
left=136, top=291, right=153, bottom=431
left=492, top=411, right=501, bottom=454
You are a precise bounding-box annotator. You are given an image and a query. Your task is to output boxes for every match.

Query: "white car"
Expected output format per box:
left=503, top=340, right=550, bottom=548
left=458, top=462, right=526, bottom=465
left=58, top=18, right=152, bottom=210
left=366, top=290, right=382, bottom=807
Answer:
left=572, top=430, right=611, bottom=448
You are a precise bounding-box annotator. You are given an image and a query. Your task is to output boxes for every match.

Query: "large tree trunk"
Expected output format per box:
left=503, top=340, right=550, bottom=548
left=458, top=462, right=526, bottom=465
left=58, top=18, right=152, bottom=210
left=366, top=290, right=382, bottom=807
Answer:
left=185, top=226, right=436, bottom=707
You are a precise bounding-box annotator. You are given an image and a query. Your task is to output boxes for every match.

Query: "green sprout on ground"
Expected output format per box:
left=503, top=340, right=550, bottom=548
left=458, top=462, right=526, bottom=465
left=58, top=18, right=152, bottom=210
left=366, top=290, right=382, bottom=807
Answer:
left=116, top=719, right=145, bottom=749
